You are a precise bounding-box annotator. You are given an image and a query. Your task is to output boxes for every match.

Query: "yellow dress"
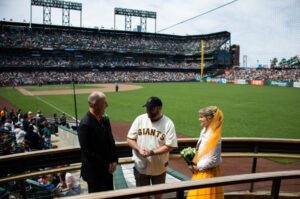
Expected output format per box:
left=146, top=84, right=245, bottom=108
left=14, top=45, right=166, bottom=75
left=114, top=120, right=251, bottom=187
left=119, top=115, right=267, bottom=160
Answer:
left=186, top=108, right=224, bottom=199
left=186, top=166, right=224, bottom=199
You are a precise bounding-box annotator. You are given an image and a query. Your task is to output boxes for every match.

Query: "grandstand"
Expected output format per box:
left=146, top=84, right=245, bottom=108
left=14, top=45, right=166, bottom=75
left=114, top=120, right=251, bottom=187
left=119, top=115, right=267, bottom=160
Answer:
left=0, top=21, right=232, bottom=86
left=216, top=68, right=300, bottom=82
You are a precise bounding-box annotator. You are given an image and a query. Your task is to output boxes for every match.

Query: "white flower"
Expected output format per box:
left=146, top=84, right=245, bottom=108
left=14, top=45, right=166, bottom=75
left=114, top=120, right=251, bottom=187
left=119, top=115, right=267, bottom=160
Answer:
left=180, top=147, right=198, bottom=165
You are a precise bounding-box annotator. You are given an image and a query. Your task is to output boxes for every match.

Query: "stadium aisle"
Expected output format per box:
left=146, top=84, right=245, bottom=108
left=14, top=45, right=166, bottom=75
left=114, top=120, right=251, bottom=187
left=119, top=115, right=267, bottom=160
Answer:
left=52, top=134, right=182, bottom=197
left=67, top=163, right=181, bottom=197
left=121, top=163, right=181, bottom=188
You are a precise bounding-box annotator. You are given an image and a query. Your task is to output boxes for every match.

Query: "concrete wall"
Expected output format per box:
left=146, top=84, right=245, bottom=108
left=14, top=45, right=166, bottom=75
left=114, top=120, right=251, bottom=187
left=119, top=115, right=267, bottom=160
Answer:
left=58, top=126, right=79, bottom=147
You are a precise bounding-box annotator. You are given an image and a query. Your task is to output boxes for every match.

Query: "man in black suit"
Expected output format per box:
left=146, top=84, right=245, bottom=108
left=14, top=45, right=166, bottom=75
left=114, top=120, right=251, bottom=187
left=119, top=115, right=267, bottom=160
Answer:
left=78, top=91, right=118, bottom=193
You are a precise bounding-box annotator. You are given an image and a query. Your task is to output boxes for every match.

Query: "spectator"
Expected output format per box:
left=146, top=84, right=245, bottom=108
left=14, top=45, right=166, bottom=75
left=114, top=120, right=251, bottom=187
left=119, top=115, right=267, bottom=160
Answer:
left=22, top=113, right=30, bottom=132
left=56, top=172, right=81, bottom=197
left=0, top=107, right=7, bottom=124
left=42, top=121, right=52, bottom=149
left=25, top=125, right=43, bottom=150
left=28, top=111, right=34, bottom=120
left=13, top=122, right=26, bottom=145
left=1, top=134, right=13, bottom=155
left=17, top=109, right=23, bottom=122
left=52, top=113, right=59, bottom=134
left=59, top=113, right=67, bottom=127
left=115, top=83, right=119, bottom=92
left=37, top=174, right=56, bottom=191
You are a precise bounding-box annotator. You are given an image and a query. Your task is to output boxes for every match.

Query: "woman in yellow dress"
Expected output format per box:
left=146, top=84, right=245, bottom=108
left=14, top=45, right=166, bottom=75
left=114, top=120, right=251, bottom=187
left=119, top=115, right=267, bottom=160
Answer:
left=187, top=106, right=224, bottom=199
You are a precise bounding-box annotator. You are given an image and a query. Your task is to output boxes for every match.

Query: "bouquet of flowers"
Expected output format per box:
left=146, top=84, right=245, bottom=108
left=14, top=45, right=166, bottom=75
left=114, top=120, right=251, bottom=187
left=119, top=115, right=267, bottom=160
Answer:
left=180, top=147, right=198, bottom=165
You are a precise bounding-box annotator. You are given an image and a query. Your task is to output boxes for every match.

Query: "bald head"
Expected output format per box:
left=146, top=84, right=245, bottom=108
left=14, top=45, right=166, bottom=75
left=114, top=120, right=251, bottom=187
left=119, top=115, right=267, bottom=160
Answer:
left=88, top=92, right=106, bottom=107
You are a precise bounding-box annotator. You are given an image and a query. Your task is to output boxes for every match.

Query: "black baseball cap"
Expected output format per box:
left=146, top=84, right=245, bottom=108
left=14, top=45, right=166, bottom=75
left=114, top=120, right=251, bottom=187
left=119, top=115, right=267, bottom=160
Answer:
left=143, top=96, right=163, bottom=109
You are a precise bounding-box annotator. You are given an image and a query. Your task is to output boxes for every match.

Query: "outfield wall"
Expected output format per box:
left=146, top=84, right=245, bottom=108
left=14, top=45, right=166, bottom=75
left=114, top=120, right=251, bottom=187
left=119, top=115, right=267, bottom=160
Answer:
left=205, top=78, right=300, bottom=88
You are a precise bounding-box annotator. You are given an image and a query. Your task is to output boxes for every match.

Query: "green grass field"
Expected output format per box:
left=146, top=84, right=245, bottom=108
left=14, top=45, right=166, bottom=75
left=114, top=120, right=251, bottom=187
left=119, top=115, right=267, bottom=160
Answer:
left=25, top=84, right=101, bottom=91
left=1, top=82, right=300, bottom=139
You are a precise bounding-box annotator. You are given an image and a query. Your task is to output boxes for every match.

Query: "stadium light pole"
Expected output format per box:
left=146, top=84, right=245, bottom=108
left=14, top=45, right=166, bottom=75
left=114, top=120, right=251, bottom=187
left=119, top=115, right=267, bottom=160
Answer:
left=64, top=48, right=79, bottom=129
left=30, top=0, right=32, bottom=28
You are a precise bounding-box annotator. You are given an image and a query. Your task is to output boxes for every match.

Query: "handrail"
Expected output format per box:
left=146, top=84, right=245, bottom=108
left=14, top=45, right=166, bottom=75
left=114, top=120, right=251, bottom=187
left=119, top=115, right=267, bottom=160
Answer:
left=1, top=152, right=300, bottom=184
left=0, top=146, right=78, bottom=161
left=0, top=138, right=299, bottom=199
left=68, top=170, right=300, bottom=199
left=172, top=152, right=300, bottom=159
left=1, top=138, right=300, bottom=176
left=0, top=165, right=81, bottom=184
left=179, top=137, right=300, bottom=143
left=2, top=137, right=300, bottom=160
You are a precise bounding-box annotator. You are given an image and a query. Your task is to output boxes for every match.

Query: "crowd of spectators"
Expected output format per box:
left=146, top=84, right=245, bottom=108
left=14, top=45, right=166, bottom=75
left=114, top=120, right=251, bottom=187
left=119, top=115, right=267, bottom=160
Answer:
left=0, top=55, right=212, bottom=69
left=272, top=63, right=300, bottom=69
left=216, top=68, right=300, bottom=82
left=0, top=107, right=69, bottom=156
left=0, top=55, right=70, bottom=68
left=1, top=68, right=299, bottom=87
left=0, top=107, right=80, bottom=198
left=0, top=70, right=198, bottom=86
left=0, top=24, right=228, bottom=54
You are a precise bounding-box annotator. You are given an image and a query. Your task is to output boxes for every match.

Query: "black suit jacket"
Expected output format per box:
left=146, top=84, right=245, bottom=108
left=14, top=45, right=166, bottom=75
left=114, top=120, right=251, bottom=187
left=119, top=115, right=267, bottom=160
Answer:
left=78, top=112, right=118, bottom=183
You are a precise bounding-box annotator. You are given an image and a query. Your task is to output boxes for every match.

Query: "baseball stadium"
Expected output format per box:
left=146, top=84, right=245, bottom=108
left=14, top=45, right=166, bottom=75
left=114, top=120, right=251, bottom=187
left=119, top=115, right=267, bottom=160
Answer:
left=0, top=0, right=300, bottom=198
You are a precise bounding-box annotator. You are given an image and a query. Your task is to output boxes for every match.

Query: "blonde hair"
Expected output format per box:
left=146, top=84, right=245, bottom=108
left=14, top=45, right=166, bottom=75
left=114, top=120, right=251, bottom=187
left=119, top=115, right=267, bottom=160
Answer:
left=199, top=106, right=218, bottom=120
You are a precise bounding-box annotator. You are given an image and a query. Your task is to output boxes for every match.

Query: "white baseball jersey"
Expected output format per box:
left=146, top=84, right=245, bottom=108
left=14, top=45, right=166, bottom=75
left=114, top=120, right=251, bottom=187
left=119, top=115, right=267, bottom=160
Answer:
left=127, top=113, right=178, bottom=176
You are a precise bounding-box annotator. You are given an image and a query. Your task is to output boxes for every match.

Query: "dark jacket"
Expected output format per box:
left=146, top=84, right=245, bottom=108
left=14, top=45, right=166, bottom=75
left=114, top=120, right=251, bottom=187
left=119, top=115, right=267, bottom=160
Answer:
left=77, top=112, right=118, bottom=183
left=25, top=129, right=43, bottom=150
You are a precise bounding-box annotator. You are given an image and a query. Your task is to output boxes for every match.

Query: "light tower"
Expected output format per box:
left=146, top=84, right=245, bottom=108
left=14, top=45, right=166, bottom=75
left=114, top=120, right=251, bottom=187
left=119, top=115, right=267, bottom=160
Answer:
left=30, top=0, right=82, bottom=28
left=114, top=8, right=157, bottom=32
left=243, top=55, right=247, bottom=68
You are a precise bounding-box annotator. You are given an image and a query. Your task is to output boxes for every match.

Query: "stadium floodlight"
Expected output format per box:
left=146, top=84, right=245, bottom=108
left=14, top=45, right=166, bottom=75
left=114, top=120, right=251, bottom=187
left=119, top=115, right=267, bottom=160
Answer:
left=30, top=0, right=82, bottom=27
left=114, top=8, right=157, bottom=33
left=114, top=8, right=156, bottom=18
left=31, top=0, right=82, bottom=10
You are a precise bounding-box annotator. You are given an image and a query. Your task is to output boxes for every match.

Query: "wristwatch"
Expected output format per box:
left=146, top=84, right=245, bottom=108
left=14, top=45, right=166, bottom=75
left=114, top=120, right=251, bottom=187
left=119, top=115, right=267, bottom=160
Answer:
left=150, top=150, right=155, bottom=156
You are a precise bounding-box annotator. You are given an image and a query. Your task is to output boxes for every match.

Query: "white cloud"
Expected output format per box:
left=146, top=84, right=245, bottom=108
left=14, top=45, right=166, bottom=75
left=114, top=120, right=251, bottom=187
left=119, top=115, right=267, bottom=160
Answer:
left=0, top=0, right=299, bottom=67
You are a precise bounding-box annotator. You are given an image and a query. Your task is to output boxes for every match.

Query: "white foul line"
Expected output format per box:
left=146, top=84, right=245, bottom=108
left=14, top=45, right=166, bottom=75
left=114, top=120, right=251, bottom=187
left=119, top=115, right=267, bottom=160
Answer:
left=24, top=89, right=77, bottom=120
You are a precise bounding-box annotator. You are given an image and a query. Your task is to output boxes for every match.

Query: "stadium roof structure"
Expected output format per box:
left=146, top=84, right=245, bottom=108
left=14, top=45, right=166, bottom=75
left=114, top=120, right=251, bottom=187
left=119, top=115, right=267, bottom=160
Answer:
left=0, top=21, right=230, bottom=40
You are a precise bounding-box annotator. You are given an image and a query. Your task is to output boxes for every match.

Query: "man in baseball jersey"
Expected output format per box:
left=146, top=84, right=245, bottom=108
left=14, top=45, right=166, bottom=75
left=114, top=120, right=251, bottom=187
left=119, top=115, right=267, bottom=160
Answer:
left=127, top=96, right=178, bottom=199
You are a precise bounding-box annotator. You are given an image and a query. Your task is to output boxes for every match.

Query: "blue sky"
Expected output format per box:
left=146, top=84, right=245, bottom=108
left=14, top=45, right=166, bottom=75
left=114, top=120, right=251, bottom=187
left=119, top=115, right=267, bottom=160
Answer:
left=0, top=0, right=299, bottom=67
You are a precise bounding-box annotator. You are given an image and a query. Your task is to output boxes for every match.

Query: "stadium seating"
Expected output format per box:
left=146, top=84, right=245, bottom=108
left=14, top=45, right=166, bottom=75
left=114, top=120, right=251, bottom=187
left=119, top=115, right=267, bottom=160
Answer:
left=0, top=21, right=232, bottom=85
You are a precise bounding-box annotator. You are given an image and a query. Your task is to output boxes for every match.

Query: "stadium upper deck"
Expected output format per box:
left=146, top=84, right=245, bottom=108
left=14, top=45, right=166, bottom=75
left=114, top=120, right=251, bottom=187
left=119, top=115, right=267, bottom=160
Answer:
left=0, top=21, right=232, bottom=70
left=0, top=21, right=230, bottom=55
